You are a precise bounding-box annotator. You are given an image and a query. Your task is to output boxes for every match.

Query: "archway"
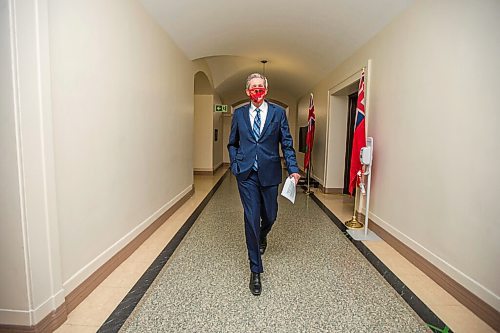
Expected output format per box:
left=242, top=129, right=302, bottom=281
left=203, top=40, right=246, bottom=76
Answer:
left=193, top=71, right=223, bottom=174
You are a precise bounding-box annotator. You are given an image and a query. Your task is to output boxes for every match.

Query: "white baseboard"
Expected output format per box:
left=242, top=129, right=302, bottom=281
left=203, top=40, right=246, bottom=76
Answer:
left=0, top=289, right=65, bottom=326
left=0, top=308, right=31, bottom=326
left=32, top=288, right=65, bottom=324
left=193, top=167, right=213, bottom=172
left=368, top=211, right=500, bottom=311
left=62, top=185, right=193, bottom=295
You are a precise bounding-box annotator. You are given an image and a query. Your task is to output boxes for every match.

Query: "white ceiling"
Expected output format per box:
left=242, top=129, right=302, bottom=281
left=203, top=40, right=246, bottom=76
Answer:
left=140, top=0, right=413, bottom=99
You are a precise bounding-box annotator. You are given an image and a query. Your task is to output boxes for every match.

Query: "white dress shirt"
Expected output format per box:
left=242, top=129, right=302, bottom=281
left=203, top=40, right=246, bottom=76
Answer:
left=249, top=101, right=268, bottom=133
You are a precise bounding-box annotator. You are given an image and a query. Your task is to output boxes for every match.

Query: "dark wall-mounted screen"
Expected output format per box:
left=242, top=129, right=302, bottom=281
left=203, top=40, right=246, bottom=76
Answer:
left=299, top=126, right=308, bottom=153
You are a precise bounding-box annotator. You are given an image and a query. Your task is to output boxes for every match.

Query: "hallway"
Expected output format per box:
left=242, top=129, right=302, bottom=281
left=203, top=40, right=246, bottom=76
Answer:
left=2, top=1, right=499, bottom=332
left=54, top=170, right=493, bottom=332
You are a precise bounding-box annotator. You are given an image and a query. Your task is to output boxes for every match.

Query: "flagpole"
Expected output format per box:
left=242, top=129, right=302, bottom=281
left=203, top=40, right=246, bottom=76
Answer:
left=306, top=168, right=311, bottom=195
left=345, top=187, right=363, bottom=229
left=305, top=153, right=312, bottom=195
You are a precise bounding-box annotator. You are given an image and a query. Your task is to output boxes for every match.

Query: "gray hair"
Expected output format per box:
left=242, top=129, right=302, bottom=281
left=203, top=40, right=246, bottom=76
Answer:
left=245, top=73, right=268, bottom=90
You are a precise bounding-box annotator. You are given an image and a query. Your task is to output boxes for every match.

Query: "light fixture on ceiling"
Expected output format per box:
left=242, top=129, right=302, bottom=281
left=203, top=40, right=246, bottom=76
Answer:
left=260, top=60, right=268, bottom=75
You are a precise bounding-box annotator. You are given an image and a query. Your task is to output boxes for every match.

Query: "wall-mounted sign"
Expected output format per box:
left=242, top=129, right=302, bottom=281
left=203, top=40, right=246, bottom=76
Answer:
left=214, top=104, right=228, bottom=112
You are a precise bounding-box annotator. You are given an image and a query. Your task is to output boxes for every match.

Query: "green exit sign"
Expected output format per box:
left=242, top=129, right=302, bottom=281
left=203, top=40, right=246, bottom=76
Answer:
left=214, top=104, right=228, bottom=112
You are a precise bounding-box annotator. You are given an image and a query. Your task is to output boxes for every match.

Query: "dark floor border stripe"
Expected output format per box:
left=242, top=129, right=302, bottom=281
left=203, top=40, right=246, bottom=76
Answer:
left=97, top=171, right=229, bottom=333
left=309, top=192, right=453, bottom=333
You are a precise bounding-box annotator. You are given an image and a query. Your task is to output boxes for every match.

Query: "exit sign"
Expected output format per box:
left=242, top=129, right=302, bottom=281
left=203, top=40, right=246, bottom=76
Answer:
left=214, top=104, right=228, bottom=112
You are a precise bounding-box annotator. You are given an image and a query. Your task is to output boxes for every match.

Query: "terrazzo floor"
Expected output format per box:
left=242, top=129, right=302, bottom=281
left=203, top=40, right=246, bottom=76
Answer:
left=119, top=175, right=430, bottom=332
left=53, top=169, right=495, bottom=333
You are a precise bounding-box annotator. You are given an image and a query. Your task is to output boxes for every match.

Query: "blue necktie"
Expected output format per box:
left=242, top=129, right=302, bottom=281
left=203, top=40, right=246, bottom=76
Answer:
left=252, top=108, right=261, bottom=171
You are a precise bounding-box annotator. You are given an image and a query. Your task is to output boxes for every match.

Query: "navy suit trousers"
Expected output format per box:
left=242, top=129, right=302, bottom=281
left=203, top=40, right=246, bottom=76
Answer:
left=237, top=170, right=278, bottom=273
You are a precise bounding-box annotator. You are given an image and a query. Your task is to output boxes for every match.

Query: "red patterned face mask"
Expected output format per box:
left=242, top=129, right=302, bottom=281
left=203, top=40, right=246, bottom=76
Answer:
left=248, top=87, right=267, bottom=103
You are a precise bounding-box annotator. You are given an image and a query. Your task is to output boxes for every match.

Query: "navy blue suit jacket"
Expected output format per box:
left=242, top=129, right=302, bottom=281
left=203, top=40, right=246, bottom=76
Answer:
left=227, top=101, right=299, bottom=187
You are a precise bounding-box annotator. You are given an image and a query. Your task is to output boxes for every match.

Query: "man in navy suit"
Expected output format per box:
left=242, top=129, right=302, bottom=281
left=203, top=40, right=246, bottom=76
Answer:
left=228, top=73, right=300, bottom=295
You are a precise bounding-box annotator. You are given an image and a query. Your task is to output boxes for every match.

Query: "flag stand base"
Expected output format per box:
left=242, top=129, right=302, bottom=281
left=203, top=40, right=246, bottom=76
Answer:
left=347, top=229, right=380, bottom=241
left=345, top=214, right=364, bottom=229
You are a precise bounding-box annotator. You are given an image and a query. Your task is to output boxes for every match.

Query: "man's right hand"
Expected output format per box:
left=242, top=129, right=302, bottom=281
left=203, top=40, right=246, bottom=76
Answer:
left=290, top=173, right=301, bottom=185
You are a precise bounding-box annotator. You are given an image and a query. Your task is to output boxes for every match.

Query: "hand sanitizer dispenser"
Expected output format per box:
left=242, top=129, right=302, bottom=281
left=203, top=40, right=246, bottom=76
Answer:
left=360, top=146, right=372, bottom=165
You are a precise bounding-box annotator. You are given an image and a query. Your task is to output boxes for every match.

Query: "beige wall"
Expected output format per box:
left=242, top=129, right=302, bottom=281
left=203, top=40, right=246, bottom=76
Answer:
left=0, top=0, right=30, bottom=312
left=48, top=0, right=194, bottom=291
left=194, top=95, right=214, bottom=170
left=298, top=0, right=500, bottom=310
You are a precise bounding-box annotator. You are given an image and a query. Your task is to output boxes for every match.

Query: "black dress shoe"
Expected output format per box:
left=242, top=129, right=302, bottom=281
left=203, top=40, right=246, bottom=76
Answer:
left=249, top=272, right=261, bottom=296
left=259, top=237, right=267, bottom=255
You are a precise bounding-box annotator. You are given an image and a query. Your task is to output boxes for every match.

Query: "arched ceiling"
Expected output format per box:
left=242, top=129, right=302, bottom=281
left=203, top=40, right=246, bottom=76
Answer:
left=140, top=0, right=413, bottom=99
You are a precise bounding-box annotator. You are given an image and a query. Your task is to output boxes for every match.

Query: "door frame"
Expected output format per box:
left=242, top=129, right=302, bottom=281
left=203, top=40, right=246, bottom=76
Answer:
left=323, top=68, right=364, bottom=191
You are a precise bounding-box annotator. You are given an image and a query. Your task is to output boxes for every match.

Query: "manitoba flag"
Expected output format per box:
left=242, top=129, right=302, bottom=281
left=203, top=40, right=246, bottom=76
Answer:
left=349, top=70, right=367, bottom=194
left=304, top=93, right=315, bottom=170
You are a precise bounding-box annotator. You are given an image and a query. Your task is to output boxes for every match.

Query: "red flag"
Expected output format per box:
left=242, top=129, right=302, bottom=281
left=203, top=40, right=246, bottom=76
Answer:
left=349, top=70, right=366, bottom=194
left=304, top=94, right=315, bottom=170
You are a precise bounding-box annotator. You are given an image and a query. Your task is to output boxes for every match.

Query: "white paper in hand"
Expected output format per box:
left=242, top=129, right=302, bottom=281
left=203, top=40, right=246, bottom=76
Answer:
left=280, top=176, right=296, bottom=204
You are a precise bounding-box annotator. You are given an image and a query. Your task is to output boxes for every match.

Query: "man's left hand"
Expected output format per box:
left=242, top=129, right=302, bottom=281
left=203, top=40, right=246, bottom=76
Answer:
left=290, top=173, right=301, bottom=185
